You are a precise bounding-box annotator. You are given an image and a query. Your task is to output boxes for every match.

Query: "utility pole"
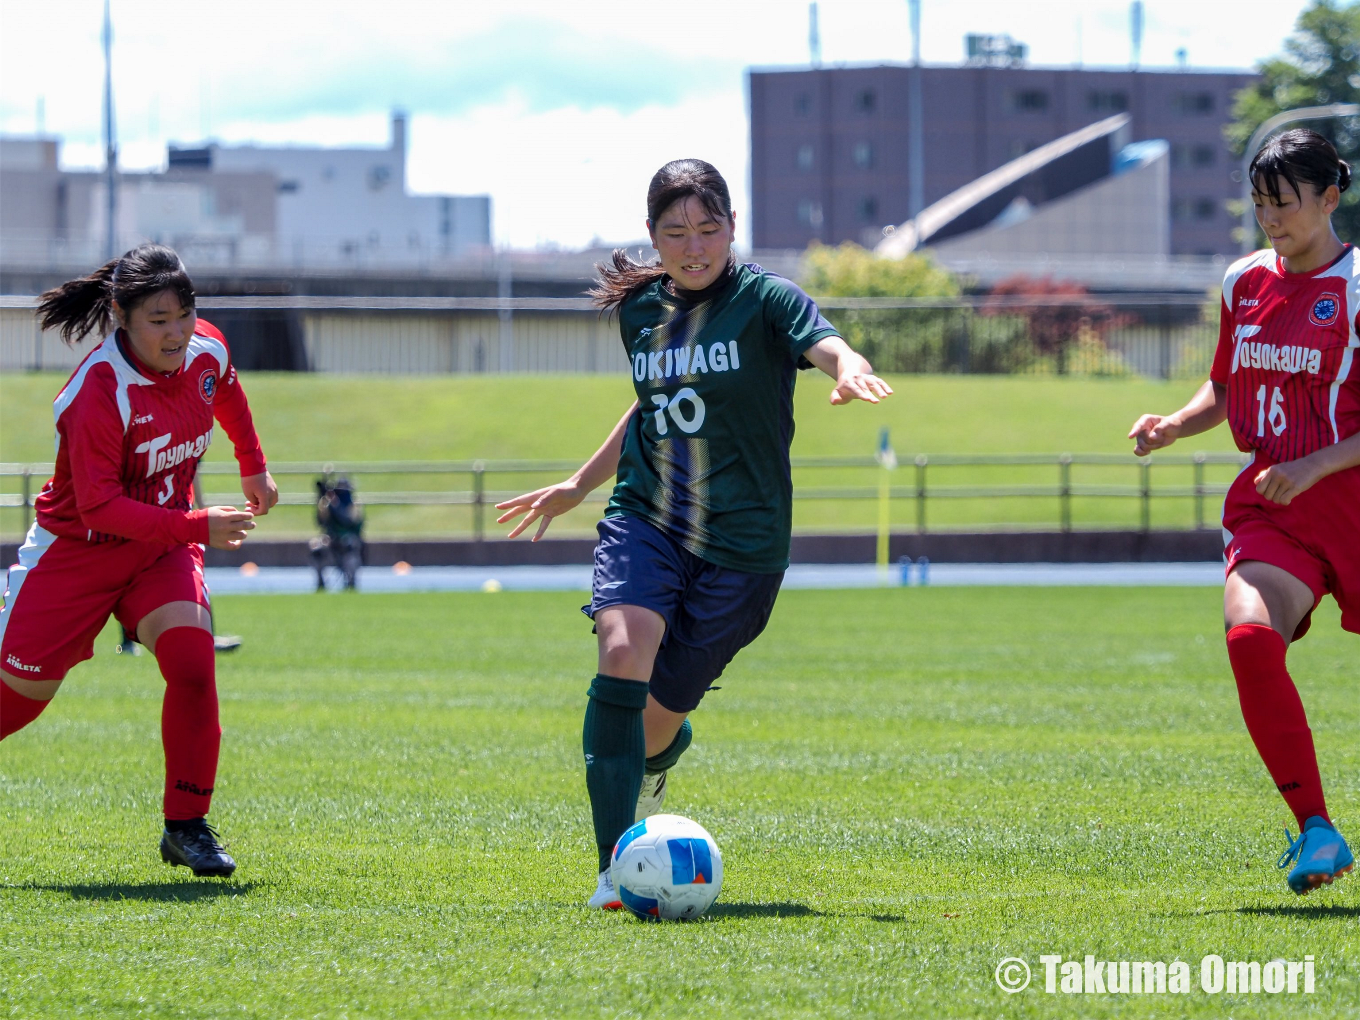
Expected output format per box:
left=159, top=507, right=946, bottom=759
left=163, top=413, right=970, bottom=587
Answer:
left=102, top=0, right=118, bottom=260
left=1130, top=1, right=1143, bottom=70
left=808, top=3, right=821, bottom=68
left=907, top=0, right=924, bottom=218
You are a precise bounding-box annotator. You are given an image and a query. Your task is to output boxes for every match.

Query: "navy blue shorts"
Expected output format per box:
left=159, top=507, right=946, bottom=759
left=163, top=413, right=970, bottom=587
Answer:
left=584, top=515, right=784, bottom=713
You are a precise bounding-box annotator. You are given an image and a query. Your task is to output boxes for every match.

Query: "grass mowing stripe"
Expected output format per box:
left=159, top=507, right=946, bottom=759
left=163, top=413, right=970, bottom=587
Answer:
left=1, top=587, right=1356, bottom=1017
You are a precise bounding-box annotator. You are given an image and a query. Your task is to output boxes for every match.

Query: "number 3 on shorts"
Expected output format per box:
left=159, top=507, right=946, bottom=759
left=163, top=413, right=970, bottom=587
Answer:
left=1256, top=384, right=1286, bottom=437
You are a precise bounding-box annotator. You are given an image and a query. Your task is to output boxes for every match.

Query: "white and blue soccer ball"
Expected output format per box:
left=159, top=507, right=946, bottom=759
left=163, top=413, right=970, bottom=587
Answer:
left=611, top=813, right=723, bottom=920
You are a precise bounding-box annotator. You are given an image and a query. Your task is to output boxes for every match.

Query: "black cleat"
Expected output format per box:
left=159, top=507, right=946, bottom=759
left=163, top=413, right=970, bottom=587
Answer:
left=160, top=820, right=237, bottom=877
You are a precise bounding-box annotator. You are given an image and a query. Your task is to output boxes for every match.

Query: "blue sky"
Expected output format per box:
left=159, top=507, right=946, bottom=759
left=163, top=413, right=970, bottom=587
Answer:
left=0, top=0, right=1311, bottom=248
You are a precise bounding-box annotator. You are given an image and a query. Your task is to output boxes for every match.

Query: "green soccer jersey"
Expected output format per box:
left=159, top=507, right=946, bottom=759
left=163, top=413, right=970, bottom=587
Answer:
left=605, top=262, right=839, bottom=573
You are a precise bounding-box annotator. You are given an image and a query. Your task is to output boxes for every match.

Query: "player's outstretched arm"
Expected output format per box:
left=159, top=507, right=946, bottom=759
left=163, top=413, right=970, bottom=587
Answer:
left=1128, top=379, right=1227, bottom=456
left=803, top=336, right=894, bottom=405
left=495, top=400, right=639, bottom=541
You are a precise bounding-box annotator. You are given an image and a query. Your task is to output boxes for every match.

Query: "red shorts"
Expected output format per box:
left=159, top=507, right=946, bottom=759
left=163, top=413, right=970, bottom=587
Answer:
left=0, top=524, right=210, bottom=683
left=1223, top=458, right=1360, bottom=638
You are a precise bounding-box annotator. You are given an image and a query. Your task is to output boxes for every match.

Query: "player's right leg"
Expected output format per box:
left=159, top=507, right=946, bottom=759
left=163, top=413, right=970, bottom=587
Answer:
left=581, top=517, right=685, bottom=908
left=1225, top=559, right=1352, bottom=893
left=1, top=527, right=110, bottom=739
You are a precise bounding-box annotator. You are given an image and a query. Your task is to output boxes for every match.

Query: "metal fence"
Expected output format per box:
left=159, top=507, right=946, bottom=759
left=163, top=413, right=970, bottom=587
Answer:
left=1, top=292, right=1218, bottom=378
left=1, top=452, right=1250, bottom=541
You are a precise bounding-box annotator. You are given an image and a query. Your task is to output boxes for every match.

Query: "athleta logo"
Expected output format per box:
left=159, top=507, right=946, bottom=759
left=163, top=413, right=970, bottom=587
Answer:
left=135, top=428, right=214, bottom=479
left=1230, top=325, right=1322, bottom=375
left=1239, top=298, right=1260, bottom=307
left=633, top=341, right=739, bottom=384
left=198, top=369, right=218, bottom=403
left=5, top=653, right=40, bottom=673
left=174, top=780, right=214, bottom=796
left=133, top=413, right=154, bottom=425
left=1309, top=293, right=1340, bottom=326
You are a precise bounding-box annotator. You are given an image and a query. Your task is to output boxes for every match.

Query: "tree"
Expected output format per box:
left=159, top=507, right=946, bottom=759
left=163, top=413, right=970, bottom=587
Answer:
left=799, top=241, right=959, bottom=298
left=1227, top=0, right=1360, bottom=244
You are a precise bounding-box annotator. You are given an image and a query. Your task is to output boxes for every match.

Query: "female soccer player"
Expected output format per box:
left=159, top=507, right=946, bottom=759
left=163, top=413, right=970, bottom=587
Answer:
left=0, top=244, right=276, bottom=877
left=496, top=159, right=893, bottom=908
left=1129, top=129, right=1359, bottom=894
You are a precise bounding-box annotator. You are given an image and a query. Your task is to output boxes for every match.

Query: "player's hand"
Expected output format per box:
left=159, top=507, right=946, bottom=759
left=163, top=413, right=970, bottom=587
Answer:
left=830, top=371, right=893, bottom=405
left=495, top=481, right=587, bottom=541
left=241, top=471, right=279, bottom=515
left=1128, top=414, right=1180, bottom=456
left=1254, top=458, right=1323, bottom=506
left=207, top=506, right=255, bottom=550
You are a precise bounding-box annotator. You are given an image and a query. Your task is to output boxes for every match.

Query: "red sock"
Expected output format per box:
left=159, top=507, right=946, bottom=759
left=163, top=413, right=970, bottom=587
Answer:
left=155, top=627, right=220, bottom=820
left=1226, top=624, right=1329, bottom=828
left=1, top=681, right=49, bottom=739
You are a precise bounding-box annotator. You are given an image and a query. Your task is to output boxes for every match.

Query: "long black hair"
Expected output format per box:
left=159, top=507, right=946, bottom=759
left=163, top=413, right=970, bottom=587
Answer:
left=1250, top=128, right=1352, bottom=205
left=36, top=243, right=195, bottom=345
left=591, top=159, right=734, bottom=312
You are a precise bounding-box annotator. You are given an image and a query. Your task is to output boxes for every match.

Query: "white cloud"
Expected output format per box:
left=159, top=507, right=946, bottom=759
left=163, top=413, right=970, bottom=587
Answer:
left=0, top=0, right=1314, bottom=249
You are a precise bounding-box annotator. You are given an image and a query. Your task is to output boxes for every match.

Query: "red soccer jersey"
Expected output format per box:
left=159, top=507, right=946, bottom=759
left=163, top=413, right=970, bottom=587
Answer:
left=1211, top=246, right=1360, bottom=463
left=34, top=318, right=267, bottom=546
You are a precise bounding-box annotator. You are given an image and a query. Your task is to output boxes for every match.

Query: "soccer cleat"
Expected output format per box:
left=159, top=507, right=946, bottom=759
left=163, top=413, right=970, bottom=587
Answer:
left=1277, top=816, right=1354, bottom=895
left=160, top=820, right=237, bottom=878
left=213, top=634, right=243, bottom=653
left=634, top=770, right=668, bottom=822
left=587, top=869, right=622, bottom=910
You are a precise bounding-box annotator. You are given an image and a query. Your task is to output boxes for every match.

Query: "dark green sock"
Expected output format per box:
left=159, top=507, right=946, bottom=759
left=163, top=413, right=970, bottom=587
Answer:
left=645, top=718, right=692, bottom=775
left=583, top=674, right=649, bottom=873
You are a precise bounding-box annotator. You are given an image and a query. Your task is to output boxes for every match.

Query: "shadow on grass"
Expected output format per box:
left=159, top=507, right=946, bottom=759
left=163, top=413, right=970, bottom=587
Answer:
left=706, top=901, right=820, bottom=919
left=5, top=880, right=257, bottom=903
left=1237, top=903, right=1360, bottom=920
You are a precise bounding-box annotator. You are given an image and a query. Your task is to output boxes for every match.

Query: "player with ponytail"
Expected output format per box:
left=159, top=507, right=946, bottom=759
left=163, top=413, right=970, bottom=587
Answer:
left=497, top=159, right=893, bottom=909
left=1, top=244, right=277, bottom=877
left=1130, top=129, right=1360, bottom=894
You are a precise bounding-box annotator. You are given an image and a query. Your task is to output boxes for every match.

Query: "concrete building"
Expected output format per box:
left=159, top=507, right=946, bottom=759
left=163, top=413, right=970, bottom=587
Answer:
left=748, top=62, right=1256, bottom=256
left=0, top=112, right=490, bottom=272
left=171, top=112, right=490, bottom=266
left=0, top=136, right=277, bottom=267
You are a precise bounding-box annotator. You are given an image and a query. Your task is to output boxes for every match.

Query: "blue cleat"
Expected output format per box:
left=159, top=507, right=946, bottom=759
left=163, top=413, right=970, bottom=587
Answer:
left=1277, top=816, right=1354, bottom=895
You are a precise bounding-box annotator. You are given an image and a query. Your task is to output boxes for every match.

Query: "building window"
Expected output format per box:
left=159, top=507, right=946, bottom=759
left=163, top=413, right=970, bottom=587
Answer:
left=1011, top=89, right=1049, bottom=112
left=1171, top=143, right=1217, bottom=168
left=1173, top=92, right=1215, bottom=115
left=277, top=180, right=300, bottom=194
left=1172, top=197, right=1219, bottom=221
left=858, top=196, right=879, bottom=221
left=796, top=144, right=815, bottom=171
left=797, top=200, right=824, bottom=228
left=1088, top=90, right=1128, bottom=112
left=794, top=93, right=811, bottom=118
left=855, top=89, right=877, bottom=114
left=853, top=142, right=873, bottom=169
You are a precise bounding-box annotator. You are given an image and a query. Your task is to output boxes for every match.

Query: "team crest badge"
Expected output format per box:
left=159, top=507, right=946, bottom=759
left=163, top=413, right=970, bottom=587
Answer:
left=198, top=369, right=217, bottom=403
left=1309, top=293, right=1339, bottom=326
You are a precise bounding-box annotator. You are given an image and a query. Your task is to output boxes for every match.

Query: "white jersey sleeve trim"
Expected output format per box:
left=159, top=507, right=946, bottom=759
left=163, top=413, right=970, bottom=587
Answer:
left=1220, top=249, right=1274, bottom=310
left=188, top=332, right=229, bottom=375
left=1321, top=249, right=1360, bottom=444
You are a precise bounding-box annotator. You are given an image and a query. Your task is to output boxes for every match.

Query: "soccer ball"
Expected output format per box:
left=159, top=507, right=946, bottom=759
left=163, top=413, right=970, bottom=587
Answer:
left=611, top=813, right=723, bottom=920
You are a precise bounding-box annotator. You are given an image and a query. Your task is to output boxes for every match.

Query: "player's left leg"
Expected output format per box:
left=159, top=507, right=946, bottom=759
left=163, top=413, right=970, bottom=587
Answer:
left=1225, top=560, right=1351, bottom=893
left=640, top=562, right=784, bottom=821
left=123, top=546, right=235, bottom=877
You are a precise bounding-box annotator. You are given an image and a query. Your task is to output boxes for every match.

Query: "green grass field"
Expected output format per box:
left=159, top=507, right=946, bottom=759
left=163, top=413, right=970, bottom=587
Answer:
left=2, top=587, right=1356, bottom=1018
left=0, top=373, right=1241, bottom=542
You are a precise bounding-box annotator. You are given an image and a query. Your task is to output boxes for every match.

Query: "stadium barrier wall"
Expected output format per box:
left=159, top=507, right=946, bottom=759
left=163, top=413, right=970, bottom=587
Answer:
left=1, top=294, right=1215, bottom=377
